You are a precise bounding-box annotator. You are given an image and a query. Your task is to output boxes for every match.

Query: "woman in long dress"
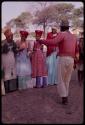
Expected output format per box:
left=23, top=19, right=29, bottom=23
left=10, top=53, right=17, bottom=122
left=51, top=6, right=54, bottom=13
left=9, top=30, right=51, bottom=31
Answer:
left=2, top=29, right=17, bottom=93
left=46, top=27, right=59, bottom=85
left=16, top=31, right=32, bottom=90
left=31, top=30, right=48, bottom=88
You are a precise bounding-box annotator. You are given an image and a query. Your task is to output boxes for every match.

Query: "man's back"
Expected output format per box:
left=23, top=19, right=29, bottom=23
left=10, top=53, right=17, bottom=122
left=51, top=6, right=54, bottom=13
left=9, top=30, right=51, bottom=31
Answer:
left=56, top=31, right=78, bottom=58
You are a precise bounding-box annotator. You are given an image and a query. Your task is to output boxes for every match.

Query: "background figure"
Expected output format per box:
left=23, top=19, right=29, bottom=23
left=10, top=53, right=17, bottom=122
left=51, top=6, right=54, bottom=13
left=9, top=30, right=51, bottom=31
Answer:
left=46, top=26, right=59, bottom=85
left=1, top=63, right=5, bottom=95
left=31, top=30, right=48, bottom=88
left=16, top=31, right=32, bottom=90
left=2, top=29, right=17, bottom=93
left=77, top=35, right=84, bottom=86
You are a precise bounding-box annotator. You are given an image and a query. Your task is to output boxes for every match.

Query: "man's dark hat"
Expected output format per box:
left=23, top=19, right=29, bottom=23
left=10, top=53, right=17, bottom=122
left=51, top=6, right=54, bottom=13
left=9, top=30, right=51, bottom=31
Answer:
left=60, top=20, right=71, bottom=27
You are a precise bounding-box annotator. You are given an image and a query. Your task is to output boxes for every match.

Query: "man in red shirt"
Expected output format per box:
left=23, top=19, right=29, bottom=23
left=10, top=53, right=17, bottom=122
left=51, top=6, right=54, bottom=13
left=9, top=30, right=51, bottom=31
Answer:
left=46, top=26, right=59, bottom=85
left=39, top=20, right=79, bottom=105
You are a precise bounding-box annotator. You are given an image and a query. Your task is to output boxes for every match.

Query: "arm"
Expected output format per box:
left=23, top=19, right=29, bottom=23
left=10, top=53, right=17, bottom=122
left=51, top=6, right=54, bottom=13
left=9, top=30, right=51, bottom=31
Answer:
left=12, top=41, right=18, bottom=54
left=46, top=33, right=52, bottom=39
left=2, top=43, right=9, bottom=54
left=33, top=42, right=37, bottom=51
left=39, top=32, right=64, bottom=46
left=27, top=42, right=33, bottom=57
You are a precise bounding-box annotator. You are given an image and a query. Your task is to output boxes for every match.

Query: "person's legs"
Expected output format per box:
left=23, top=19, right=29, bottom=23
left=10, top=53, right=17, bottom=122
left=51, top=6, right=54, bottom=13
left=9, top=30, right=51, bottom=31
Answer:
left=34, top=76, right=42, bottom=88
left=46, top=55, right=53, bottom=85
left=57, top=57, right=67, bottom=98
left=57, top=57, right=74, bottom=105
left=9, top=79, right=17, bottom=92
left=63, top=57, right=74, bottom=104
left=18, top=76, right=24, bottom=90
left=64, top=60, right=74, bottom=97
left=22, top=76, right=28, bottom=89
left=26, top=75, right=33, bottom=88
left=4, top=79, right=17, bottom=93
left=42, top=76, right=47, bottom=87
left=52, top=52, right=57, bottom=84
left=55, top=56, right=59, bottom=85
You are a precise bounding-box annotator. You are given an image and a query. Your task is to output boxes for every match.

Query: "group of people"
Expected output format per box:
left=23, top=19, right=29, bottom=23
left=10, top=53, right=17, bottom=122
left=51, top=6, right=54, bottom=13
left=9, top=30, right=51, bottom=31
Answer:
left=1, top=20, right=84, bottom=105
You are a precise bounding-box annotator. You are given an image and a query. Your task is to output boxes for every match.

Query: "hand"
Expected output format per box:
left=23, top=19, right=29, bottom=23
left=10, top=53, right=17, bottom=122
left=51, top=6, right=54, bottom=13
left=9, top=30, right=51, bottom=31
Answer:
left=75, top=53, right=79, bottom=60
left=74, top=57, right=79, bottom=64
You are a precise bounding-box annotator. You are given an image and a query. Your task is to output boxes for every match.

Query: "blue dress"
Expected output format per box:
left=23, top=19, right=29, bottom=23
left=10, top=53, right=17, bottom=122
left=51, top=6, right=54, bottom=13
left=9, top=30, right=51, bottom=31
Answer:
left=46, top=51, right=58, bottom=85
left=16, top=49, right=31, bottom=90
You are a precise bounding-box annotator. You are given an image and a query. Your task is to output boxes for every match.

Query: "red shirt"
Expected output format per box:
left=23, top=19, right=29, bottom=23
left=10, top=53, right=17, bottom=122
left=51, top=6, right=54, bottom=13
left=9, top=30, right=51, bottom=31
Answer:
left=41, top=31, right=79, bottom=58
left=46, top=32, right=57, bottom=56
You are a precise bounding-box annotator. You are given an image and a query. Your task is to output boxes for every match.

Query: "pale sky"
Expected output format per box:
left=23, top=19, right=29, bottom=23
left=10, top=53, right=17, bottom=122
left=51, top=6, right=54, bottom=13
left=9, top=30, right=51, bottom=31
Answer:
left=2, top=1, right=84, bottom=28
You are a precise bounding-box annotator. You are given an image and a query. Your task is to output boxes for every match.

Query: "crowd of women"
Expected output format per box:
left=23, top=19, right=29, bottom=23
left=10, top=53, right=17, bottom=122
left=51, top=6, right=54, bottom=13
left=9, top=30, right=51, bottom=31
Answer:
left=1, top=27, right=59, bottom=94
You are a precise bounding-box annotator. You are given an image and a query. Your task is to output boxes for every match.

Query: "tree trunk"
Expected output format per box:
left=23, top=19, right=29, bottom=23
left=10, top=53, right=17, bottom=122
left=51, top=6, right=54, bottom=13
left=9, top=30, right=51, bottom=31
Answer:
left=43, top=21, right=46, bottom=39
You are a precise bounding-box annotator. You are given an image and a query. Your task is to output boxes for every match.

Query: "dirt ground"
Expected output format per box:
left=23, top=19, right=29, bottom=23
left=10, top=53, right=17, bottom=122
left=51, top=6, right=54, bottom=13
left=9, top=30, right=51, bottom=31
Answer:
left=1, top=70, right=83, bottom=124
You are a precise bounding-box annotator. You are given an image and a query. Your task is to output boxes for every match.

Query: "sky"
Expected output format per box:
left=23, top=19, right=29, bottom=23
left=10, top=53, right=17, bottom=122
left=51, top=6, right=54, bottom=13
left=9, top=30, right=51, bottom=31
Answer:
left=2, top=1, right=84, bottom=28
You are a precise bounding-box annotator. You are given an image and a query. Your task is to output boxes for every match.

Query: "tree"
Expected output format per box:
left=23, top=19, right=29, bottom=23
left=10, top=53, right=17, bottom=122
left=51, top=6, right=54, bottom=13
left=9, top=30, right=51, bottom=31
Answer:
left=33, top=7, right=53, bottom=37
left=6, top=11, right=33, bottom=29
left=33, top=3, right=84, bottom=35
left=33, top=2, right=50, bottom=38
left=17, top=12, right=33, bottom=24
left=6, top=19, right=15, bottom=28
left=33, top=3, right=75, bottom=37
left=72, top=6, right=83, bottom=18
left=51, top=3, right=74, bottom=23
left=72, top=19, right=83, bottom=28
left=71, top=6, right=84, bottom=28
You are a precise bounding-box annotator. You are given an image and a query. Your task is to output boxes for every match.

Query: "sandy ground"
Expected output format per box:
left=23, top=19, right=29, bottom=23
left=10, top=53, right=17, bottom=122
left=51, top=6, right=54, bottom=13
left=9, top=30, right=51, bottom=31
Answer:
left=1, top=70, right=83, bottom=124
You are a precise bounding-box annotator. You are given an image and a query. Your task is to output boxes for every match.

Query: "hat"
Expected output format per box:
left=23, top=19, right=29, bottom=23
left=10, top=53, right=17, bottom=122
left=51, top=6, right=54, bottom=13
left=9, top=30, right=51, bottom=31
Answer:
left=60, top=20, right=70, bottom=27
left=35, top=30, right=43, bottom=37
left=20, top=31, right=29, bottom=37
left=4, top=29, right=13, bottom=37
left=51, top=25, right=57, bottom=30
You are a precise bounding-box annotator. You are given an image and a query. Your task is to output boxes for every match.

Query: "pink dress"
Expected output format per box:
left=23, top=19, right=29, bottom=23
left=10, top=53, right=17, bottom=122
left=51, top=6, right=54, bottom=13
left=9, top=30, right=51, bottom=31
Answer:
left=31, top=41, right=47, bottom=78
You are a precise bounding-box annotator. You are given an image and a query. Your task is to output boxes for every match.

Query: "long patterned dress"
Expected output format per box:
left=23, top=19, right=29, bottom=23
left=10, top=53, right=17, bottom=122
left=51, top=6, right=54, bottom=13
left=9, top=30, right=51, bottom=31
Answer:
left=2, top=40, right=17, bottom=93
left=31, top=41, right=47, bottom=88
left=16, top=41, right=32, bottom=90
left=46, top=32, right=59, bottom=85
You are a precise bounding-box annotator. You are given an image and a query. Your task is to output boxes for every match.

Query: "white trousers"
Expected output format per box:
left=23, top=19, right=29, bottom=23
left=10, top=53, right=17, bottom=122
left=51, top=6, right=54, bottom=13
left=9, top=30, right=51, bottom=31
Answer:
left=57, top=56, right=74, bottom=97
